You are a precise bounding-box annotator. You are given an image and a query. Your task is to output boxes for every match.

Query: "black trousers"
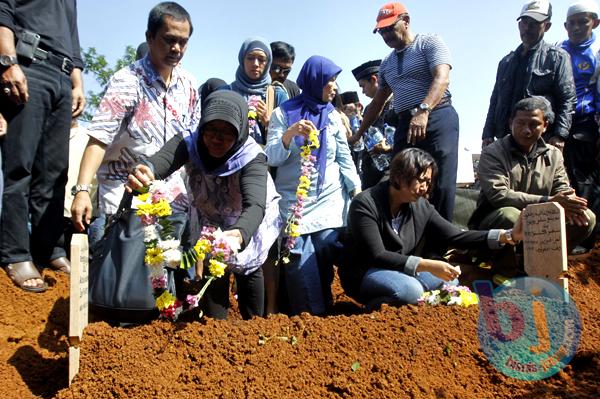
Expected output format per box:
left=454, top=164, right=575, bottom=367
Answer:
left=564, top=119, right=600, bottom=247
left=393, top=104, right=459, bottom=221
left=202, top=267, right=264, bottom=320
left=0, top=61, right=72, bottom=264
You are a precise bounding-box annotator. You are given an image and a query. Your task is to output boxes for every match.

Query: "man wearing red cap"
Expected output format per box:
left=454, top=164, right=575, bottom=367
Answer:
left=351, top=2, right=458, bottom=223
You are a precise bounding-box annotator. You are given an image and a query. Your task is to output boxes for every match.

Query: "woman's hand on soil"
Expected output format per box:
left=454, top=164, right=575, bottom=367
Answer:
left=418, top=259, right=461, bottom=282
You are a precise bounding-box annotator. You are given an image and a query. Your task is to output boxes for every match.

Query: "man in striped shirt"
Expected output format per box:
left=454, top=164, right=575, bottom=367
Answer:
left=352, top=2, right=459, bottom=222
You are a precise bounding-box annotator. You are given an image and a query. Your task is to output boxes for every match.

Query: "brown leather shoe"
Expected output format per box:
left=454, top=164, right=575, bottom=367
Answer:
left=5, top=261, right=48, bottom=293
left=47, top=257, right=71, bottom=274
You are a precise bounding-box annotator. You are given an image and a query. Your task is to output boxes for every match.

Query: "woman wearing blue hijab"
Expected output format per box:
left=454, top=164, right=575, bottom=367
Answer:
left=265, top=55, right=361, bottom=315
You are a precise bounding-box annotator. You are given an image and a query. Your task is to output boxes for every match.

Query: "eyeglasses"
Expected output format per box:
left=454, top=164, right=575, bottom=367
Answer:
left=270, top=65, right=292, bottom=75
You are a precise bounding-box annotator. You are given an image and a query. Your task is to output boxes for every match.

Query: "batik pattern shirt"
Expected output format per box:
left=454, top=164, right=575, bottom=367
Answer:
left=89, top=56, right=200, bottom=214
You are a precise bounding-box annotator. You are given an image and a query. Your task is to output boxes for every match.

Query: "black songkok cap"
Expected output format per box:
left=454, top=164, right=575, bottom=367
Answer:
left=351, top=59, right=382, bottom=82
left=340, top=91, right=360, bottom=105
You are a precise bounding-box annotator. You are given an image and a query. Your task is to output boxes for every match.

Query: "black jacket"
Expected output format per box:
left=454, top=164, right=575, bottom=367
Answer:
left=338, top=181, right=490, bottom=300
left=482, top=40, right=576, bottom=141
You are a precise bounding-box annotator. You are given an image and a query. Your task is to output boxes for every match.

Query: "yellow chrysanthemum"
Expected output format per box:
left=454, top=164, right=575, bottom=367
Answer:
left=308, top=129, right=320, bottom=148
left=136, top=202, right=155, bottom=217
left=136, top=192, right=150, bottom=202
left=296, top=188, right=308, bottom=198
left=208, top=259, right=227, bottom=278
left=194, top=238, right=212, bottom=256
left=459, top=291, right=479, bottom=307
left=298, top=175, right=311, bottom=190
left=301, top=146, right=312, bottom=158
left=155, top=290, right=177, bottom=310
left=287, top=223, right=300, bottom=237
left=248, top=110, right=257, bottom=119
left=144, top=247, right=164, bottom=266
left=152, top=199, right=172, bottom=217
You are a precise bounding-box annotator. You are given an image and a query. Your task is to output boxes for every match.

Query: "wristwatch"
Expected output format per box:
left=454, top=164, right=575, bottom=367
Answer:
left=504, top=229, right=516, bottom=245
left=71, top=184, right=92, bottom=196
left=418, top=103, right=431, bottom=112
left=410, top=102, right=431, bottom=116
left=0, top=55, right=18, bottom=69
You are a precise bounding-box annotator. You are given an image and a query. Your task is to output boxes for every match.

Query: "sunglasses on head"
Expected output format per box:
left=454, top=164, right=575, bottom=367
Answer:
left=270, top=65, right=292, bottom=75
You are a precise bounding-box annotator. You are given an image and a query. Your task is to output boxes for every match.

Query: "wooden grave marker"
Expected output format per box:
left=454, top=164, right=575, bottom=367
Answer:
left=68, top=234, right=89, bottom=386
left=522, top=202, right=568, bottom=293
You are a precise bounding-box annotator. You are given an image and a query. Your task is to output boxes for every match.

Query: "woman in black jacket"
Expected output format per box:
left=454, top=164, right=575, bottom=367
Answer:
left=339, top=148, right=522, bottom=309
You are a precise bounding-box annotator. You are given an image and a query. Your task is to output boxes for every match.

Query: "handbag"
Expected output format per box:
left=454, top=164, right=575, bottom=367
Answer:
left=88, top=192, right=184, bottom=324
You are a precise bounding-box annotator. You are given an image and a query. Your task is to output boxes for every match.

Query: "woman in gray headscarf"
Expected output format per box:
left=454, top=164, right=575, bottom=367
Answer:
left=230, top=36, right=288, bottom=145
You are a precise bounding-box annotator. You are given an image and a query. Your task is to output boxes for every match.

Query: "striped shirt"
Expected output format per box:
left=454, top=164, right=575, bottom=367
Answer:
left=89, top=56, right=200, bottom=214
left=379, top=34, right=452, bottom=113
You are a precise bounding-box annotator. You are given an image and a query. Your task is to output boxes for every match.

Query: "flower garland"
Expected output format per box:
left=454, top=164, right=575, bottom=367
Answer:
left=278, top=128, right=320, bottom=264
left=418, top=284, right=479, bottom=308
left=135, top=182, right=237, bottom=321
left=247, top=95, right=261, bottom=130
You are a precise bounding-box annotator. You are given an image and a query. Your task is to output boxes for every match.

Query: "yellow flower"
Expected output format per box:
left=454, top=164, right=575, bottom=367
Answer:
left=248, top=110, right=257, bottom=119
left=208, top=259, right=227, bottom=278
left=136, top=192, right=150, bottom=202
left=145, top=247, right=164, bottom=266
left=298, top=175, right=311, bottom=190
left=301, top=146, right=312, bottom=158
left=194, top=238, right=212, bottom=256
left=287, top=223, right=300, bottom=237
left=296, top=187, right=308, bottom=198
left=155, top=290, right=177, bottom=310
left=308, top=129, right=320, bottom=148
left=135, top=202, right=154, bottom=217
left=459, top=291, right=479, bottom=307
left=152, top=199, right=172, bottom=217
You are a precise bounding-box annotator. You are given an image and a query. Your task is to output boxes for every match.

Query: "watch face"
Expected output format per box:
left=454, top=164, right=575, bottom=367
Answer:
left=0, top=55, right=16, bottom=67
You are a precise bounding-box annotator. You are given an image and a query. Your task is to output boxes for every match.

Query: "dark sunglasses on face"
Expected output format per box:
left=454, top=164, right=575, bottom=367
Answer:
left=270, top=65, right=292, bottom=75
left=378, top=17, right=402, bottom=34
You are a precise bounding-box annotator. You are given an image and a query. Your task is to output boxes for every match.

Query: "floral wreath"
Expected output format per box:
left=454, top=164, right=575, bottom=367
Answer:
left=418, top=284, right=479, bottom=308
left=134, top=181, right=238, bottom=321
left=278, top=128, right=320, bottom=264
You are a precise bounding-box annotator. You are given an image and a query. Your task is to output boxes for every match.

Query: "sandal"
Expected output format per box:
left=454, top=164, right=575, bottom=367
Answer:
left=5, top=261, right=48, bottom=293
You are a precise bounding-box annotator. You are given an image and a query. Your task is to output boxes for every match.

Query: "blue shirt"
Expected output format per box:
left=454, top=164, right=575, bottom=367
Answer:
left=265, top=108, right=361, bottom=234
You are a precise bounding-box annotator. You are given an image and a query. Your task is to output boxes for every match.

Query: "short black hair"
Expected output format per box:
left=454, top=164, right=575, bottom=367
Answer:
left=389, top=148, right=437, bottom=195
left=147, top=2, right=193, bottom=38
left=510, top=97, right=555, bottom=125
left=270, top=41, right=295, bottom=61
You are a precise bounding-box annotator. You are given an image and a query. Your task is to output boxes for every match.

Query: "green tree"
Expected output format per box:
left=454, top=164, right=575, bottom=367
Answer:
left=81, top=45, right=136, bottom=121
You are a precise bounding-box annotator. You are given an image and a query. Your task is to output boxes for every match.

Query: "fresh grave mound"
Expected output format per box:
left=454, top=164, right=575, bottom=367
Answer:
left=59, top=262, right=600, bottom=398
left=1, top=253, right=599, bottom=399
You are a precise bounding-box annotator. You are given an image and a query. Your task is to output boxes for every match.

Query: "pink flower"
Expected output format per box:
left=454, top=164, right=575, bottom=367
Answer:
left=140, top=215, right=157, bottom=226
left=186, top=295, right=200, bottom=309
left=151, top=275, right=167, bottom=289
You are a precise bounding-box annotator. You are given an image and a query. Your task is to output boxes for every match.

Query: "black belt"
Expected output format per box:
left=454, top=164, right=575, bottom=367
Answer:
left=32, top=47, right=73, bottom=75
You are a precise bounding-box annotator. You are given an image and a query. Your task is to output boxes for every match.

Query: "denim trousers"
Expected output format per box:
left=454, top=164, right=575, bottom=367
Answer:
left=284, top=228, right=341, bottom=315
left=393, top=105, right=459, bottom=222
left=360, top=268, right=458, bottom=309
left=0, top=61, right=72, bottom=264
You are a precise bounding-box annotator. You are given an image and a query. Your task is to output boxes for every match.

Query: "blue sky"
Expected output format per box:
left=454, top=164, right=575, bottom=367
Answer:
left=77, top=0, right=575, bottom=153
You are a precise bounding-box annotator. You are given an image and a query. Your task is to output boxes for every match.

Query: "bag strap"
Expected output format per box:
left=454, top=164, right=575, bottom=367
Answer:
left=265, top=84, right=276, bottom=122
left=104, top=191, right=134, bottom=232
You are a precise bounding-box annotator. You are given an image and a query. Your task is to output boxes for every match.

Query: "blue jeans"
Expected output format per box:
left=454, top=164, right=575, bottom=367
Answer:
left=359, top=268, right=458, bottom=309
left=284, top=228, right=341, bottom=315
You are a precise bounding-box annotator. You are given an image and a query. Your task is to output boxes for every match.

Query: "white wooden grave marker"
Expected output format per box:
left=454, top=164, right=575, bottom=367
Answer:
left=68, top=234, right=89, bottom=386
left=522, top=202, right=568, bottom=293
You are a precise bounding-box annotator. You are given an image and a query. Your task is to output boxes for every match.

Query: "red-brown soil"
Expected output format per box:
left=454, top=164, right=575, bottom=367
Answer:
left=1, top=250, right=599, bottom=398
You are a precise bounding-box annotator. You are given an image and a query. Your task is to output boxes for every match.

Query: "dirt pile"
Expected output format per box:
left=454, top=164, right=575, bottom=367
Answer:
left=1, top=253, right=599, bottom=398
